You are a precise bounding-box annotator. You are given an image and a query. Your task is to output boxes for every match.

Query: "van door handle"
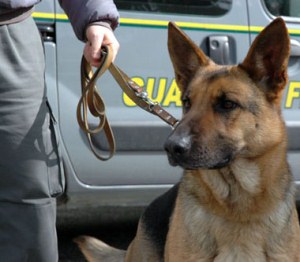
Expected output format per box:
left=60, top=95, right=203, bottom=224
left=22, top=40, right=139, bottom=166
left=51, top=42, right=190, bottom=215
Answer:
left=290, top=39, right=300, bottom=57
left=208, top=35, right=231, bottom=65
left=37, top=23, right=55, bottom=42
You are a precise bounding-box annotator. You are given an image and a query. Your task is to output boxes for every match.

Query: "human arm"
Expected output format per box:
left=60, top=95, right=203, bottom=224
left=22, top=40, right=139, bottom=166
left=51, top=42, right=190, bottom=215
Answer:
left=58, top=0, right=120, bottom=65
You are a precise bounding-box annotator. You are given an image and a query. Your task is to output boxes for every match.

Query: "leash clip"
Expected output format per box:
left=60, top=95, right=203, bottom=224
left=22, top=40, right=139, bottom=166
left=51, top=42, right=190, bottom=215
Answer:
left=125, top=77, right=179, bottom=127
left=128, top=80, right=158, bottom=111
left=135, top=90, right=158, bottom=110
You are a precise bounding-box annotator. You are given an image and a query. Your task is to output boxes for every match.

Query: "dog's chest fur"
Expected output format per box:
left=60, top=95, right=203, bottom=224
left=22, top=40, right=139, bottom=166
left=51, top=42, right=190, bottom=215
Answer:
left=165, top=159, right=296, bottom=262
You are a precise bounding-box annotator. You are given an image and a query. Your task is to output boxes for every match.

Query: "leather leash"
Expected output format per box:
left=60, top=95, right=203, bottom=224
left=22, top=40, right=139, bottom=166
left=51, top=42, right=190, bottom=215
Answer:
left=77, top=45, right=179, bottom=160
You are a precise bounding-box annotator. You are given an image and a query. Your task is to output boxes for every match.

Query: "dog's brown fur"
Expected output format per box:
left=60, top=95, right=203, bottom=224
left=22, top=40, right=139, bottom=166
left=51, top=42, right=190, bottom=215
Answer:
left=75, top=18, right=300, bottom=261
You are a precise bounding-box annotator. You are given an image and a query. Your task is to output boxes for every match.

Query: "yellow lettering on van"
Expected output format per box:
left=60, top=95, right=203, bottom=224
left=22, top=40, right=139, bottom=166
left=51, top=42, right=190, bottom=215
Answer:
left=147, top=78, right=167, bottom=103
left=122, top=77, right=182, bottom=107
left=123, top=77, right=144, bottom=107
left=162, top=79, right=182, bottom=107
left=285, top=82, right=300, bottom=108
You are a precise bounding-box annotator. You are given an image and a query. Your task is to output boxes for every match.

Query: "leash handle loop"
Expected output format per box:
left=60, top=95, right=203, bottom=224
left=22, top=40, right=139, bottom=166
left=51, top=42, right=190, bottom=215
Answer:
left=77, top=45, right=179, bottom=160
left=77, top=45, right=115, bottom=161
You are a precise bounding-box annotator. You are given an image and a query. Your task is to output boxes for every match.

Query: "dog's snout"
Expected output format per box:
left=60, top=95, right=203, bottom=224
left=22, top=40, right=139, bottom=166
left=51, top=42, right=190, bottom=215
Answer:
left=165, top=135, right=191, bottom=158
left=164, top=123, right=194, bottom=167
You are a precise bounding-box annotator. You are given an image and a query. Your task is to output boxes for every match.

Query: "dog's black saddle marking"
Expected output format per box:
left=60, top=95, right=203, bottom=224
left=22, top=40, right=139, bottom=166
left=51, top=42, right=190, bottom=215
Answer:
left=141, top=183, right=179, bottom=260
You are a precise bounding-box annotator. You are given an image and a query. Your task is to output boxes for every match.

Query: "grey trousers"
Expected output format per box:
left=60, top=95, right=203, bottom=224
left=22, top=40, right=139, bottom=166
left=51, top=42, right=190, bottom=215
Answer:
left=0, top=16, right=64, bottom=262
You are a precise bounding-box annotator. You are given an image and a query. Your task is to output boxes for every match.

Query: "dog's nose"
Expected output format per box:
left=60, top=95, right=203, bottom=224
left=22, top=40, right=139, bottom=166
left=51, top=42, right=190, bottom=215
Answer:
left=164, top=135, right=191, bottom=158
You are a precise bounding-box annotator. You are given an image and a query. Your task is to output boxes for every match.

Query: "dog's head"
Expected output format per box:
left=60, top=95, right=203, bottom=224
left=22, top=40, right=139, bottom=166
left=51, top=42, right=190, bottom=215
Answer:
left=164, top=18, right=290, bottom=170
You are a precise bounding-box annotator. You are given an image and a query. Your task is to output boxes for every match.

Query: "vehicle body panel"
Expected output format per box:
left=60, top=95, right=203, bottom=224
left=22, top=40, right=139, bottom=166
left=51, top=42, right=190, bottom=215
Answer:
left=32, top=0, right=300, bottom=224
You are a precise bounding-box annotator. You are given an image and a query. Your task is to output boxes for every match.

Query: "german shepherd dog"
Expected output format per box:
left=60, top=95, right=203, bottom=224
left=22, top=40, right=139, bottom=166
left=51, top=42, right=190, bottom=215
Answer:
left=75, top=17, right=300, bottom=261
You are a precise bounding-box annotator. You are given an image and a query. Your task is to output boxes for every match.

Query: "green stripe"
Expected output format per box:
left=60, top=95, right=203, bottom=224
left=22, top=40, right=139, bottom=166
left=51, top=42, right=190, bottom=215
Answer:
left=32, top=12, right=300, bottom=36
left=121, top=23, right=250, bottom=34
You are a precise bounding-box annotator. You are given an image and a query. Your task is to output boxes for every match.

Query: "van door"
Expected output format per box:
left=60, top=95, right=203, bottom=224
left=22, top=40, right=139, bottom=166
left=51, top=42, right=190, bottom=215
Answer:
left=247, top=0, right=300, bottom=187
left=54, top=0, right=251, bottom=186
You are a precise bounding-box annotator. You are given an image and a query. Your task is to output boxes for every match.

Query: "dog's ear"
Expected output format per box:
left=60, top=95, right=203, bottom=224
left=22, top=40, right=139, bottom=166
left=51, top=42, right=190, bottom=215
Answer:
left=168, top=22, right=213, bottom=92
left=239, top=17, right=290, bottom=102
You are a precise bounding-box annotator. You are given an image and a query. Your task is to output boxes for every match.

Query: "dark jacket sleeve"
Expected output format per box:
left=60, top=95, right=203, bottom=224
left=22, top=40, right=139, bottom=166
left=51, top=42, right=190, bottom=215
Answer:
left=58, top=0, right=119, bottom=41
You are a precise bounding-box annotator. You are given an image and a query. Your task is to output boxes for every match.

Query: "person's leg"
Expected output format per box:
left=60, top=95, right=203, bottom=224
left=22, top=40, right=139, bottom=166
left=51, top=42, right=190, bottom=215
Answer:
left=0, top=17, right=63, bottom=262
left=0, top=200, right=57, bottom=262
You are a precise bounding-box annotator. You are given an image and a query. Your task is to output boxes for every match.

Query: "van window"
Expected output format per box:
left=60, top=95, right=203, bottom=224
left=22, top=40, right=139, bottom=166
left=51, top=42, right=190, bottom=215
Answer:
left=264, top=0, right=300, bottom=18
left=115, top=0, right=232, bottom=16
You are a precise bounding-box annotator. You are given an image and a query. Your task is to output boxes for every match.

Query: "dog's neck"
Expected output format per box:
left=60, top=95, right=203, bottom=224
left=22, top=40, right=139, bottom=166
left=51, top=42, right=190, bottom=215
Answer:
left=182, top=141, right=293, bottom=222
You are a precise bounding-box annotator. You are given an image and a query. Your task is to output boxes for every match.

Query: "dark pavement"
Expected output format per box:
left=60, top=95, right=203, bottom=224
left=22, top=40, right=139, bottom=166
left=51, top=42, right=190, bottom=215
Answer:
left=58, top=221, right=138, bottom=262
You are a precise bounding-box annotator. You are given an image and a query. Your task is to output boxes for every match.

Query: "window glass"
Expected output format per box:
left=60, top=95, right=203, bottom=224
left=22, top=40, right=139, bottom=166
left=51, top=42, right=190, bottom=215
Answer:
left=114, top=0, right=232, bottom=16
left=264, top=0, right=300, bottom=18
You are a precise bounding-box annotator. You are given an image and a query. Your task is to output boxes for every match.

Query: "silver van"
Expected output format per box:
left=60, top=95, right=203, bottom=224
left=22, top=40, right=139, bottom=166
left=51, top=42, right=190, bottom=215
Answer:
left=34, top=0, right=300, bottom=224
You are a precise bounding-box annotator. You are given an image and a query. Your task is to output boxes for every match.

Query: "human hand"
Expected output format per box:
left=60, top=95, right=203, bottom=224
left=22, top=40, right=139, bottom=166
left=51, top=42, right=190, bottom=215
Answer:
left=84, top=25, right=120, bottom=67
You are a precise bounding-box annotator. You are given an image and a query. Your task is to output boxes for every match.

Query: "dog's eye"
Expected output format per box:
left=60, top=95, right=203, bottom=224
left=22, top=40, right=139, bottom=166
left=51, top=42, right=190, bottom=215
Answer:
left=222, top=100, right=238, bottom=110
left=215, top=99, right=239, bottom=112
left=182, top=97, right=191, bottom=112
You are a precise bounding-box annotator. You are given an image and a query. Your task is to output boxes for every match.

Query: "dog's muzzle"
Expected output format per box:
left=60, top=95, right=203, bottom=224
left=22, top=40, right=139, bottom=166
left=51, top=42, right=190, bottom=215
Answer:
left=164, top=128, right=193, bottom=168
left=164, top=124, right=234, bottom=170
